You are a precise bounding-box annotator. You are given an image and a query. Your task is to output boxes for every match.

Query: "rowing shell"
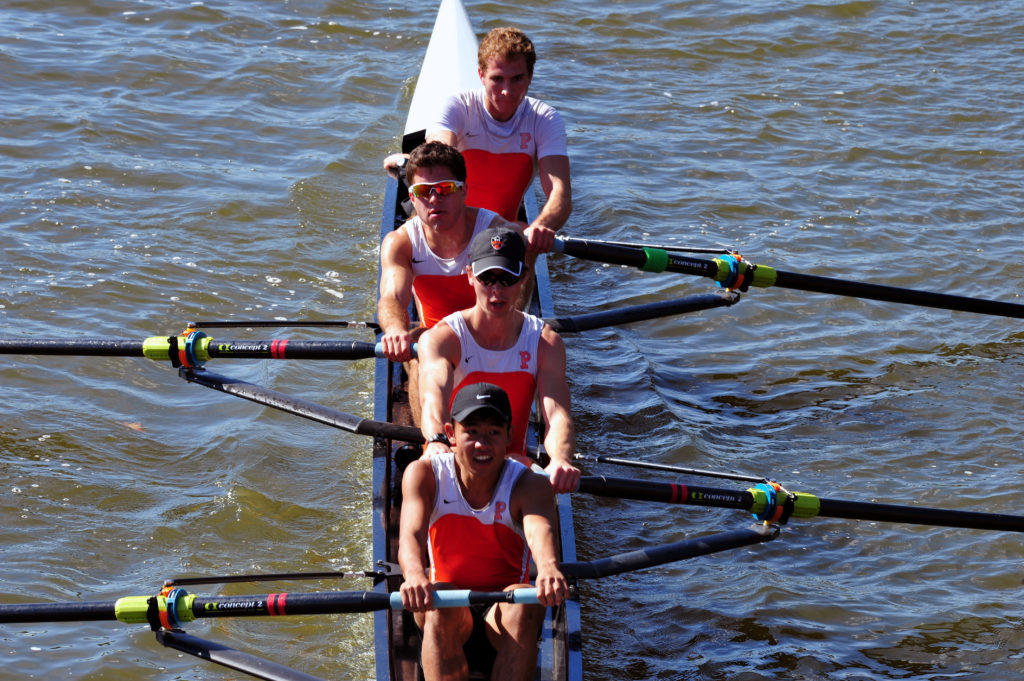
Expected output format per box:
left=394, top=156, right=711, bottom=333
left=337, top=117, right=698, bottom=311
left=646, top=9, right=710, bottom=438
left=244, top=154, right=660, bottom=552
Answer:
left=372, top=1, right=583, bottom=679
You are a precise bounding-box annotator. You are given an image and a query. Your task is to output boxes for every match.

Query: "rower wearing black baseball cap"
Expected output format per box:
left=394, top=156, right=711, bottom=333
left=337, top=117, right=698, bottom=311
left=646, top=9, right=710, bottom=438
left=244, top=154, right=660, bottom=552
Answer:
left=417, top=227, right=580, bottom=494
left=399, top=381, right=568, bottom=681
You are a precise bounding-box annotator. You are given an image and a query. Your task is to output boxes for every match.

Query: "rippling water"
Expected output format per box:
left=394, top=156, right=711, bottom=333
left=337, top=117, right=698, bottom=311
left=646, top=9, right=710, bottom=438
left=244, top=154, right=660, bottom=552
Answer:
left=2, top=1, right=1023, bottom=680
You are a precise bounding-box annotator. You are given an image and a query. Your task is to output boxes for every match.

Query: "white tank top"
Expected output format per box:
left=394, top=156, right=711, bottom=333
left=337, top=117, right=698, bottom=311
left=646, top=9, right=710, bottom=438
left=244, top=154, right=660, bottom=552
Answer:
left=442, top=310, right=544, bottom=455
left=402, top=208, right=496, bottom=328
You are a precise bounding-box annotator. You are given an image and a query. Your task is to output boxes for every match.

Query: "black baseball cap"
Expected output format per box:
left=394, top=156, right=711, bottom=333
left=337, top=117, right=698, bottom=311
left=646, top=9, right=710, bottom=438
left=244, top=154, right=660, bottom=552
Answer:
left=451, top=382, right=513, bottom=425
left=469, top=227, right=525, bottom=278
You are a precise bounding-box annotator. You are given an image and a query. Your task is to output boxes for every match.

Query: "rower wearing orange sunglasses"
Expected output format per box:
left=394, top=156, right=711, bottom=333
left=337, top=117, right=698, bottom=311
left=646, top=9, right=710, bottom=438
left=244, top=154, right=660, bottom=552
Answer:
left=378, top=141, right=527, bottom=426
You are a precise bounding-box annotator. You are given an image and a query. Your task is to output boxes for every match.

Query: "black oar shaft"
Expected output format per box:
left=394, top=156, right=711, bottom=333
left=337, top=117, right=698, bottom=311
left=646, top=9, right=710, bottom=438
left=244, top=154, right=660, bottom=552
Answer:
left=0, top=593, right=392, bottom=625
left=204, top=340, right=380, bottom=360
left=817, top=497, right=1024, bottom=532
left=0, top=339, right=145, bottom=357
left=181, top=367, right=424, bottom=443
left=556, top=237, right=717, bottom=278
left=578, top=476, right=753, bottom=510
left=0, top=600, right=119, bottom=623
left=773, top=270, right=1024, bottom=319
left=0, top=337, right=382, bottom=361
left=191, top=591, right=390, bottom=618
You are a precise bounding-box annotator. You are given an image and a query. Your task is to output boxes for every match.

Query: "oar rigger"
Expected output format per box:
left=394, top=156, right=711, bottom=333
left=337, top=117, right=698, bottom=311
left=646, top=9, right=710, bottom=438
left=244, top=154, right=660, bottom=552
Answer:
left=166, top=328, right=209, bottom=369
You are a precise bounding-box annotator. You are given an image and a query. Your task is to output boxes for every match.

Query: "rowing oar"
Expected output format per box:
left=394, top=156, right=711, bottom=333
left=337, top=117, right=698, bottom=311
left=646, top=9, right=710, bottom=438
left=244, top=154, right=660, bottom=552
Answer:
left=0, top=526, right=777, bottom=681
left=553, top=236, right=1024, bottom=319
left=0, top=524, right=782, bottom=626
left=180, top=366, right=423, bottom=443
left=0, top=588, right=543, bottom=626
left=576, top=475, right=1024, bottom=532
left=0, top=292, right=744, bottom=362
left=0, top=336, right=398, bottom=363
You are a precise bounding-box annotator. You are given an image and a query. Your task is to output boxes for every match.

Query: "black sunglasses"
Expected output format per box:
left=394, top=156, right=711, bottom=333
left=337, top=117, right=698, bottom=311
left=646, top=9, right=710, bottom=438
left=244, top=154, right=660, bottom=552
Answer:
left=476, top=270, right=523, bottom=288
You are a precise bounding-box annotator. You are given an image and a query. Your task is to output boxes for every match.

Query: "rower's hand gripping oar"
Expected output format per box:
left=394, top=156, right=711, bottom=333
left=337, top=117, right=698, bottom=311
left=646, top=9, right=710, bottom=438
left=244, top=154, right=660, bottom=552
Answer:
left=553, top=236, right=1024, bottom=319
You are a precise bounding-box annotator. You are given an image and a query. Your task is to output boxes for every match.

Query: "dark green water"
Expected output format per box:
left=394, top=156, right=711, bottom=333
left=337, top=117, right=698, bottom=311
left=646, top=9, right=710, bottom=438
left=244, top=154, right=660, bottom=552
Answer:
left=2, top=1, right=1023, bottom=679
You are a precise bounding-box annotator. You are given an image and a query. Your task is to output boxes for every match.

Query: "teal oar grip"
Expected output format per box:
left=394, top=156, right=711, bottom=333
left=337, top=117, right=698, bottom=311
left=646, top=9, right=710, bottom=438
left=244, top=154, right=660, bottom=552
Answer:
left=641, top=247, right=668, bottom=273
left=374, top=342, right=418, bottom=359
left=387, top=588, right=540, bottom=609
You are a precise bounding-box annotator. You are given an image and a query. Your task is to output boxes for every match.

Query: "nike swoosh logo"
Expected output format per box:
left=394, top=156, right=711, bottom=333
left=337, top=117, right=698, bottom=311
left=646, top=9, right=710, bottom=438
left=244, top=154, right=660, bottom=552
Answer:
left=443, top=499, right=457, bottom=504
left=464, top=356, right=473, bottom=363
left=411, top=257, right=425, bottom=263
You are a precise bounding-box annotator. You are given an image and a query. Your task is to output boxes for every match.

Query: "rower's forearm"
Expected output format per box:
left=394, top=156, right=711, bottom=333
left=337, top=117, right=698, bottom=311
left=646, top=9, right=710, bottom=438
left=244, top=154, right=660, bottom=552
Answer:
left=377, top=298, right=410, bottom=335
left=397, top=544, right=429, bottom=583
left=543, top=420, right=576, bottom=465
left=419, top=413, right=446, bottom=440
left=418, top=384, right=448, bottom=438
left=525, top=524, right=561, bottom=573
left=532, top=195, right=571, bottom=233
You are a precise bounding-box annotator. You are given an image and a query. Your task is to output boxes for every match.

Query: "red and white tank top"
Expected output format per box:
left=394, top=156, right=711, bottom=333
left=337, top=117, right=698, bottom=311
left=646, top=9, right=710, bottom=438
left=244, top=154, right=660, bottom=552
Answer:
left=427, top=452, right=529, bottom=591
left=442, top=310, right=544, bottom=456
left=404, top=208, right=496, bottom=328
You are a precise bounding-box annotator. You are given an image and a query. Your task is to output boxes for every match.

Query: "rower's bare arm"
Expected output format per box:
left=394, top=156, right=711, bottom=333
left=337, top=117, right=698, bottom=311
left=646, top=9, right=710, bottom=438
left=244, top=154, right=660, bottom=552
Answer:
left=524, top=154, right=571, bottom=252
left=378, top=229, right=416, bottom=361
left=537, top=327, right=580, bottom=493
left=516, top=473, right=567, bottom=607
left=398, top=460, right=436, bottom=611
left=425, top=129, right=458, bottom=147
left=417, top=324, right=459, bottom=456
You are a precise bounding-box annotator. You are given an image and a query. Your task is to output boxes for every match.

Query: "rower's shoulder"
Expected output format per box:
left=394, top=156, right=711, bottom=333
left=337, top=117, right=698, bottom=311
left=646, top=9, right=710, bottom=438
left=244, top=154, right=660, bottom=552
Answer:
left=402, top=458, right=436, bottom=495
left=419, top=318, right=461, bottom=361
left=381, top=222, right=413, bottom=255
left=384, top=218, right=414, bottom=242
